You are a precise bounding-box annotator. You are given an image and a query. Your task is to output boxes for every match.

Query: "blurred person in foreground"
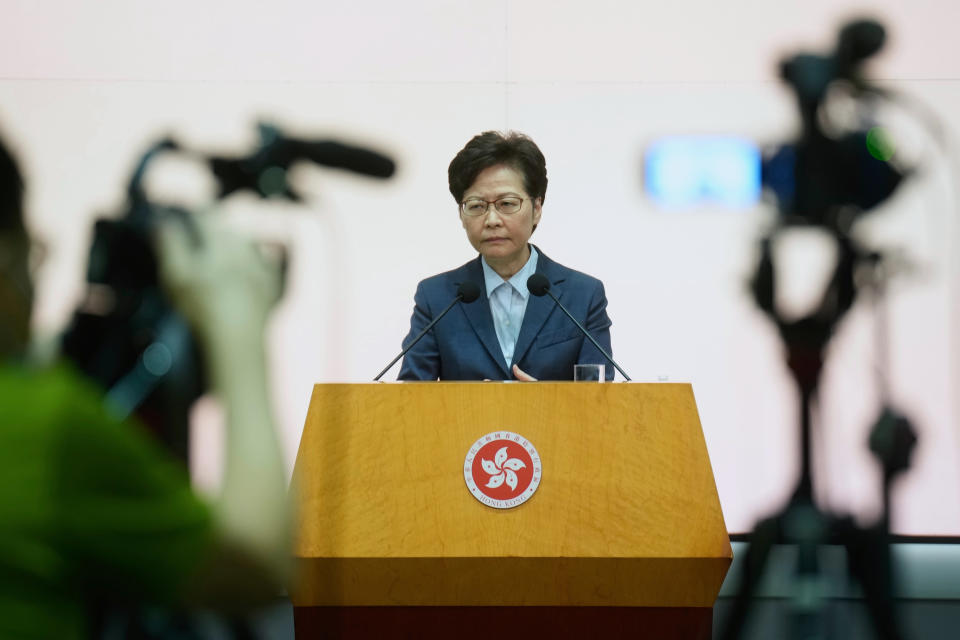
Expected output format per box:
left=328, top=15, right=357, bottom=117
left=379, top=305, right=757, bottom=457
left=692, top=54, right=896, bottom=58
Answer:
left=0, top=133, right=291, bottom=638
left=398, top=130, right=614, bottom=381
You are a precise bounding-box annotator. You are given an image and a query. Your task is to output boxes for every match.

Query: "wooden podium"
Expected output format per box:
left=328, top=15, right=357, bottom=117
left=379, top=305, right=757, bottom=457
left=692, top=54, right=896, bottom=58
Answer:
left=290, top=382, right=731, bottom=638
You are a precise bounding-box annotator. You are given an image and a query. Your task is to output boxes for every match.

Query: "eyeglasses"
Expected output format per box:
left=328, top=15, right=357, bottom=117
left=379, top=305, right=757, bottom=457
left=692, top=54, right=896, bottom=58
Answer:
left=460, top=196, right=526, bottom=217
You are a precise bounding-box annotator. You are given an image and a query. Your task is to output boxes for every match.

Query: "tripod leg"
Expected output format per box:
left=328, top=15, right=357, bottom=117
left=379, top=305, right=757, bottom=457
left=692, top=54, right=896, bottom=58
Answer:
left=845, top=525, right=904, bottom=640
left=718, top=516, right=780, bottom=640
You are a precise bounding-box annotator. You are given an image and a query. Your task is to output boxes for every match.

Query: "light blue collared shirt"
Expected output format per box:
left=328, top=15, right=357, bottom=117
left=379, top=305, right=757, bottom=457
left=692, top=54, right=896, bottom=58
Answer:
left=481, top=245, right=539, bottom=370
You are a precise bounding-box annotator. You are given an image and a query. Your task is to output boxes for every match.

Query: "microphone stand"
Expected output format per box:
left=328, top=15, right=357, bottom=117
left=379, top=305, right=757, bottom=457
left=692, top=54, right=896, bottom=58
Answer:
left=541, top=289, right=631, bottom=381
left=374, top=282, right=479, bottom=381
left=527, top=275, right=631, bottom=381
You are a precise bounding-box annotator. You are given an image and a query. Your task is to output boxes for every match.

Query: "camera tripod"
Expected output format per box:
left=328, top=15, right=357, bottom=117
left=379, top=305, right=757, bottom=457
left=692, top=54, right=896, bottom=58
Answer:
left=718, top=231, right=917, bottom=640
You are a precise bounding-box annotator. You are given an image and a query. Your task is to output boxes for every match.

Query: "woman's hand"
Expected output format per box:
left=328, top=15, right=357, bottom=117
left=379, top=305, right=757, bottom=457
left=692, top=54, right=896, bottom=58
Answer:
left=512, top=364, right=538, bottom=381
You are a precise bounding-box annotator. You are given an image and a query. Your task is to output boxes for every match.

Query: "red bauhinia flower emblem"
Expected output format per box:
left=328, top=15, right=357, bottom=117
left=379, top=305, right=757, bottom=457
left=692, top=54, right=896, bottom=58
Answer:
left=464, top=431, right=541, bottom=509
left=481, top=446, right=527, bottom=492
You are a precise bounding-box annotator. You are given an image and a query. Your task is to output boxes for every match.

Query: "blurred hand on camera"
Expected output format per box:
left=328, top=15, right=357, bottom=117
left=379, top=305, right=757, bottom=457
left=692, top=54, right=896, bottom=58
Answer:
left=156, top=214, right=283, bottom=341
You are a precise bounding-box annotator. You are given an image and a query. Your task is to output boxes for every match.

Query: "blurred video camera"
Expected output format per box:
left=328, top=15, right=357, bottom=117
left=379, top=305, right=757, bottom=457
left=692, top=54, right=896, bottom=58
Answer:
left=61, top=123, right=395, bottom=457
left=645, top=19, right=908, bottom=227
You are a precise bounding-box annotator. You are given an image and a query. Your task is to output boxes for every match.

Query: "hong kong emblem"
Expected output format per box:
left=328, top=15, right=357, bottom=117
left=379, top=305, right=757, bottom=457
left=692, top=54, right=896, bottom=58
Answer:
left=464, top=431, right=541, bottom=509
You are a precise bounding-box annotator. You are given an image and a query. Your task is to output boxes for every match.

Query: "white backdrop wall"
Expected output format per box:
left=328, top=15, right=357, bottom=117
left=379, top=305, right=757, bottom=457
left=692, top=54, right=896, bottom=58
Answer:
left=2, top=0, right=959, bottom=534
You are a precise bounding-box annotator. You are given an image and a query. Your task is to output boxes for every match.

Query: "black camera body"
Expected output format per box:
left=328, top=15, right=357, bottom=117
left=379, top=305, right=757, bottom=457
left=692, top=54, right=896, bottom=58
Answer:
left=762, top=19, right=905, bottom=230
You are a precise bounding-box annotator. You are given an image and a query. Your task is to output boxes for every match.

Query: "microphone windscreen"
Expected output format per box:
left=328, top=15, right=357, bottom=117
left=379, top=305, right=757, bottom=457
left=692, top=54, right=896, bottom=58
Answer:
left=457, top=281, right=481, bottom=303
left=302, top=141, right=396, bottom=178
left=527, top=273, right=550, bottom=297
left=835, top=19, right=885, bottom=69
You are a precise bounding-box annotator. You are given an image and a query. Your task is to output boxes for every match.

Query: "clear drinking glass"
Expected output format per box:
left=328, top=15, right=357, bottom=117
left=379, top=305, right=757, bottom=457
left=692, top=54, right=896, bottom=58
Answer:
left=574, top=364, right=605, bottom=382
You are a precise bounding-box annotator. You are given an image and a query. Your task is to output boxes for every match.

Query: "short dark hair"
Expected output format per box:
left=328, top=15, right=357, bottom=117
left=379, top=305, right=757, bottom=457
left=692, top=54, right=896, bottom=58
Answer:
left=448, top=131, right=547, bottom=204
left=0, top=134, right=25, bottom=233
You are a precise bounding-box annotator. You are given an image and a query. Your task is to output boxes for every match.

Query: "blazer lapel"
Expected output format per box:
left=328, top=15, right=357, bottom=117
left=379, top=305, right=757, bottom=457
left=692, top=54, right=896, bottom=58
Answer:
left=457, top=257, right=511, bottom=378
left=511, top=247, right=565, bottom=367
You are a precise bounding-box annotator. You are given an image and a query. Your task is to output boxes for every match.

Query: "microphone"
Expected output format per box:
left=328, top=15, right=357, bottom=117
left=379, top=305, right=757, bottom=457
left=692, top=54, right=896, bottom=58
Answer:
left=374, top=281, right=481, bottom=381
left=526, top=273, right=632, bottom=381
left=293, top=140, right=396, bottom=178
left=210, top=123, right=396, bottom=200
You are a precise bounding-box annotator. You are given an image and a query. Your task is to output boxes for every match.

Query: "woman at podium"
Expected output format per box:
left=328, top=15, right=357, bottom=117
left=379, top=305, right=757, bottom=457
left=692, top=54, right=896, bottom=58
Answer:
left=398, top=131, right=615, bottom=381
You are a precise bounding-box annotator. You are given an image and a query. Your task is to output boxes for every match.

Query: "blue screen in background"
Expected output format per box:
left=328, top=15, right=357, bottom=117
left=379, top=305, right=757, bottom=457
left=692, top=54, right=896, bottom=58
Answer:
left=644, top=136, right=762, bottom=209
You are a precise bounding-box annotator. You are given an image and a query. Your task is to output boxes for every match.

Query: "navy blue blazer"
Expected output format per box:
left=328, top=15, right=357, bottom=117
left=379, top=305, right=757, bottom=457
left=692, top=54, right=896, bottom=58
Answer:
left=397, top=247, right=614, bottom=381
